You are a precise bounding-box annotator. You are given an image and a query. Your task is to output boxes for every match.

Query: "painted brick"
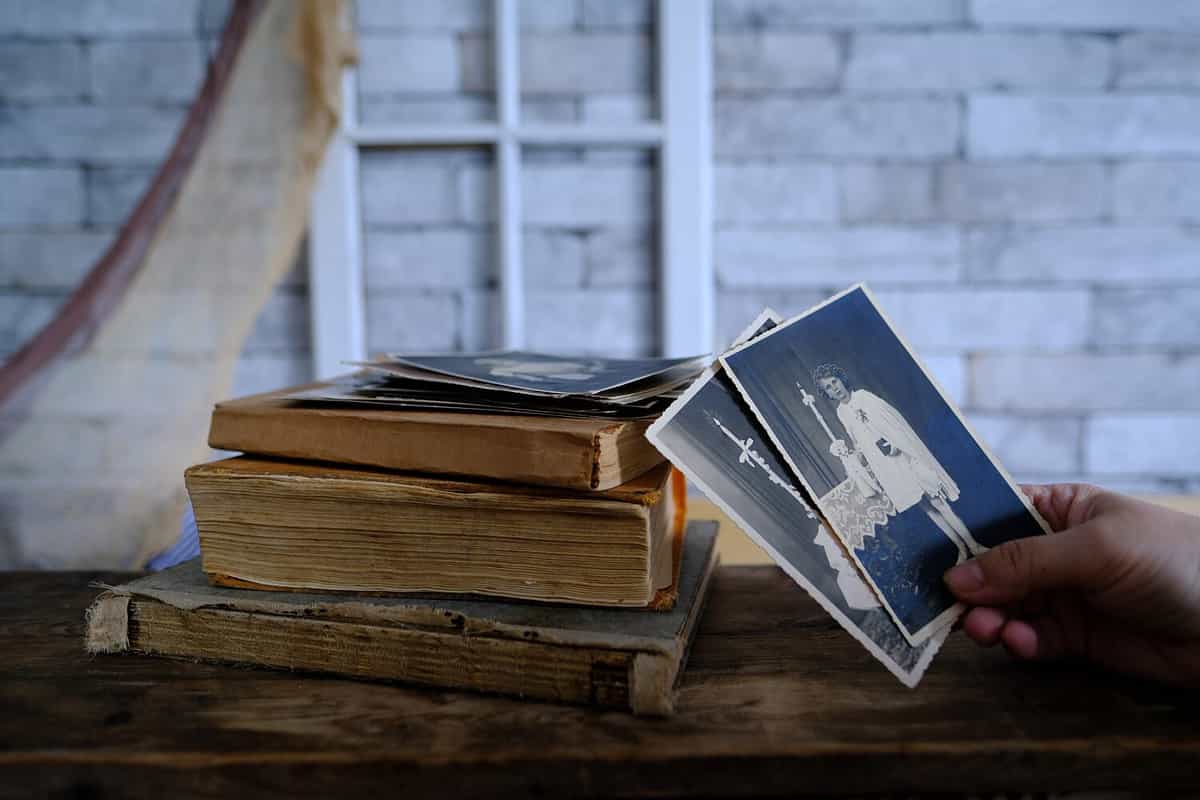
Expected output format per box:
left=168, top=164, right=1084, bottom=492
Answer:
left=715, top=33, right=840, bottom=90
left=89, top=40, right=205, bottom=102
left=359, top=96, right=496, bottom=125
left=971, top=0, right=1200, bottom=32
left=1118, top=34, right=1200, bottom=89
left=243, top=289, right=310, bottom=355
left=365, top=229, right=493, bottom=289
left=460, top=288, right=501, bottom=350
left=87, top=167, right=153, bottom=226
left=361, top=155, right=461, bottom=226
left=464, top=157, right=657, bottom=224
left=714, top=290, right=828, bottom=351
left=966, top=226, right=1200, bottom=284
left=580, top=0, right=652, bottom=30
left=1093, top=288, right=1200, bottom=348
left=846, top=33, right=1109, bottom=91
left=356, top=0, right=489, bottom=32
left=581, top=94, right=654, bottom=122
left=231, top=352, right=312, bottom=397
left=0, top=168, right=86, bottom=228
left=94, top=0, right=199, bottom=35
left=715, top=164, right=837, bottom=225
left=523, top=164, right=654, bottom=226
left=939, top=163, right=1108, bottom=223
left=524, top=228, right=586, bottom=287
left=0, top=105, right=181, bottom=163
left=525, top=288, right=655, bottom=356
left=0, top=232, right=114, bottom=290
left=716, top=227, right=959, bottom=287
left=971, top=354, right=1200, bottom=412
left=871, top=288, right=1090, bottom=352
left=585, top=226, right=654, bottom=286
left=0, top=0, right=198, bottom=36
left=922, top=354, right=967, bottom=407
left=358, top=35, right=459, bottom=95
left=969, top=95, right=1200, bottom=158
left=967, top=414, right=1082, bottom=474
left=0, top=292, right=62, bottom=353
left=519, top=0, right=578, bottom=30
left=1114, top=161, right=1200, bottom=221
left=840, top=164, right=936, bottom=223
left=520, top=97, right=579, bottom=123
left=0, top=0, right=97, bottom=36
left=715, top=0, right=964, bottom=29
left=366, top=291, right=461, bottom=352
left=716, top=97, right=959, bottom=158
left=198, top=0, right=232, bottom=36
left=0, top=42, right=86, bottom=101
left=463, top=33, right=651, bottom=93
left=1086, top=415, right=1200, bottom=476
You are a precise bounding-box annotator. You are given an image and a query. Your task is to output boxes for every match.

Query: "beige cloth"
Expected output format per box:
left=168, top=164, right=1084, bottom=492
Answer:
left=0, top=0, right=353, bottom=567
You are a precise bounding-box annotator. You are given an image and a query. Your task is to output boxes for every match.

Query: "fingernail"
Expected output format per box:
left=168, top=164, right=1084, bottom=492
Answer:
left=944, top=561, right=984, bottom=594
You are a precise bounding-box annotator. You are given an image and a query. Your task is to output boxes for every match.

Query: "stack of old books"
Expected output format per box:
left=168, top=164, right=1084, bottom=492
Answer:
left=86, top=351, right=717, bottom=715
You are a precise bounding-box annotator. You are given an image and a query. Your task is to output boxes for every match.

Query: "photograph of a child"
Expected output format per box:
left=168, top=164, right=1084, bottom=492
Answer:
left=721, top=286, right=1050, bottom=646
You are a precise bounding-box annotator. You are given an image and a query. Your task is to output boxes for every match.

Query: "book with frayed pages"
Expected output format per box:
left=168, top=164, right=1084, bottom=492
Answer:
left=85, top=521, right=719, bottom=716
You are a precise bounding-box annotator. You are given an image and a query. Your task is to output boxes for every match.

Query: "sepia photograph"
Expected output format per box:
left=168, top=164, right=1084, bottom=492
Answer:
left=722, top=286, right=1051, bottom=646
left=648, top=312, right=944, bottom=686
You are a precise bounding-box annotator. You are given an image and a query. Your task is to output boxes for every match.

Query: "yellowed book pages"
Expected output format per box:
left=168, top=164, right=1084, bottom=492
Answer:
left=186, top=458, right=687, bottom=608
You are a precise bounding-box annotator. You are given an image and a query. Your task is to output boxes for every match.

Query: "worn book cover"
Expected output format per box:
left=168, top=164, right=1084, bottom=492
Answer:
left=85, top=521, right=719, bottom=716
left=186, top=457, right=687, bottom=609
left=209, top=383, right=665, bottom=491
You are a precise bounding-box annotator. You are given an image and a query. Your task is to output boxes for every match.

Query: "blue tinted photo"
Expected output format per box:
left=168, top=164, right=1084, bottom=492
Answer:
left=722, top=286, right=1049, bottom=646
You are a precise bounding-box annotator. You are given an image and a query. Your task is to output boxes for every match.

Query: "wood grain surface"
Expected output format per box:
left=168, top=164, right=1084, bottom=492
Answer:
left=2, top=566, right=1198, bottom=798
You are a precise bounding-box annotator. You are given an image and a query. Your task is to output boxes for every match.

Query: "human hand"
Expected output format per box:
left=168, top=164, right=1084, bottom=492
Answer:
left=943, top=483, right=1200, bottom=686
left=830, top=439, right=850, bottom=458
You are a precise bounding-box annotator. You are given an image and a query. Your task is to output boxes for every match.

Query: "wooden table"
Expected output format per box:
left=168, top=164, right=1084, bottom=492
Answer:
left=4, top=551, right=1199, bottom=797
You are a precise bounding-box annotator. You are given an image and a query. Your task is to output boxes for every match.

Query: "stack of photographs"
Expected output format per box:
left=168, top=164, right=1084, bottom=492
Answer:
left=648, top=285, right=1052, bottom=686
left=287, top=351, right=709, bottom=420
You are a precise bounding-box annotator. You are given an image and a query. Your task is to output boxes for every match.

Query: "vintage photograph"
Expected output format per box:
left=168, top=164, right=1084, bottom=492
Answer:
left=648, top=311, right=944, bottom=687
left=389, top=350, right=707, bottom=396
left=721, top=286, right=1051, bottom=646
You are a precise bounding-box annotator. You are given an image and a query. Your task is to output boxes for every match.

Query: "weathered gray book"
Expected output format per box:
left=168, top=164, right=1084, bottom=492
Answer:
left=86, top=521, right=718, bottom=716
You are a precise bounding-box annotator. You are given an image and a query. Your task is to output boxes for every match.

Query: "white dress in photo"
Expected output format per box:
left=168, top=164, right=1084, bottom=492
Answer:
left=835, top=389, right=959, bottom=514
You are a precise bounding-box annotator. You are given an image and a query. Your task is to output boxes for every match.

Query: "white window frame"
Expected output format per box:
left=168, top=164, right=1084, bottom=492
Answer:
left=309, top=0, right=712, bottom=378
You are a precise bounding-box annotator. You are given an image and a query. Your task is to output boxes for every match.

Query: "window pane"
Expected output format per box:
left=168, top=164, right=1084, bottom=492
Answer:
left=359, top=147, right=499, bottom=353
left=521, top=146, right=659, bottom=356
left=355, top=0, right=496, bottom=124
left=517, top=0, right=657, bottom=124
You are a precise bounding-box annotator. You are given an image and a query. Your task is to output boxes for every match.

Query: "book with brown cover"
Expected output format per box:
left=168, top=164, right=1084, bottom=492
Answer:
left=207, top=384, right=666, bottom=491
left=85, top=521, right=718, bottom=715
left=185, top=457, right=688, bottom=609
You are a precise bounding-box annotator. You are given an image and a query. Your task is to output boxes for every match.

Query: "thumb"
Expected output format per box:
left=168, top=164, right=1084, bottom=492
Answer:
left=943, top=523, right=1107, bottom=606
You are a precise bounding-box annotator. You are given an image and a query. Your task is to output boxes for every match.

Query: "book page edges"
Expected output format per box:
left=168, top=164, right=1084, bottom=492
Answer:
left=84, top=593, right=130, bottom=654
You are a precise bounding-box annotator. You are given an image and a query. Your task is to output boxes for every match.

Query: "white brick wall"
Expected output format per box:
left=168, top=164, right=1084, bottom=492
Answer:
left=5, top=0, right=1200, bottom=509
left=713, top=4, right=1200, bottom=489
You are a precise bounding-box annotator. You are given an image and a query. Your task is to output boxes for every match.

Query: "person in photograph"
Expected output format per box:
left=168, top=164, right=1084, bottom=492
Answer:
left=813, top=362, right=986, bottom=562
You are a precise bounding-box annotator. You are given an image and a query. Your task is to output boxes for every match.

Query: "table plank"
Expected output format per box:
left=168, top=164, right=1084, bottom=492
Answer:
left=1, top=568, right=1197, bottom=799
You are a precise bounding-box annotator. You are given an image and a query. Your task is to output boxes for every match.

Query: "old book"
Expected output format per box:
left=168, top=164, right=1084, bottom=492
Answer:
left=85, top=521, right=718, bottom=716
left=208, top=383, right=666, bottom=491
left=185, top=457, right=687, bottom=608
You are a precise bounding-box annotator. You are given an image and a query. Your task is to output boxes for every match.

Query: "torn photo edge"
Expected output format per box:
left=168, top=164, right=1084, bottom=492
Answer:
left=719, top=284, right=1053, bottom=647
left=646, top=308, right=945, bottom=687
